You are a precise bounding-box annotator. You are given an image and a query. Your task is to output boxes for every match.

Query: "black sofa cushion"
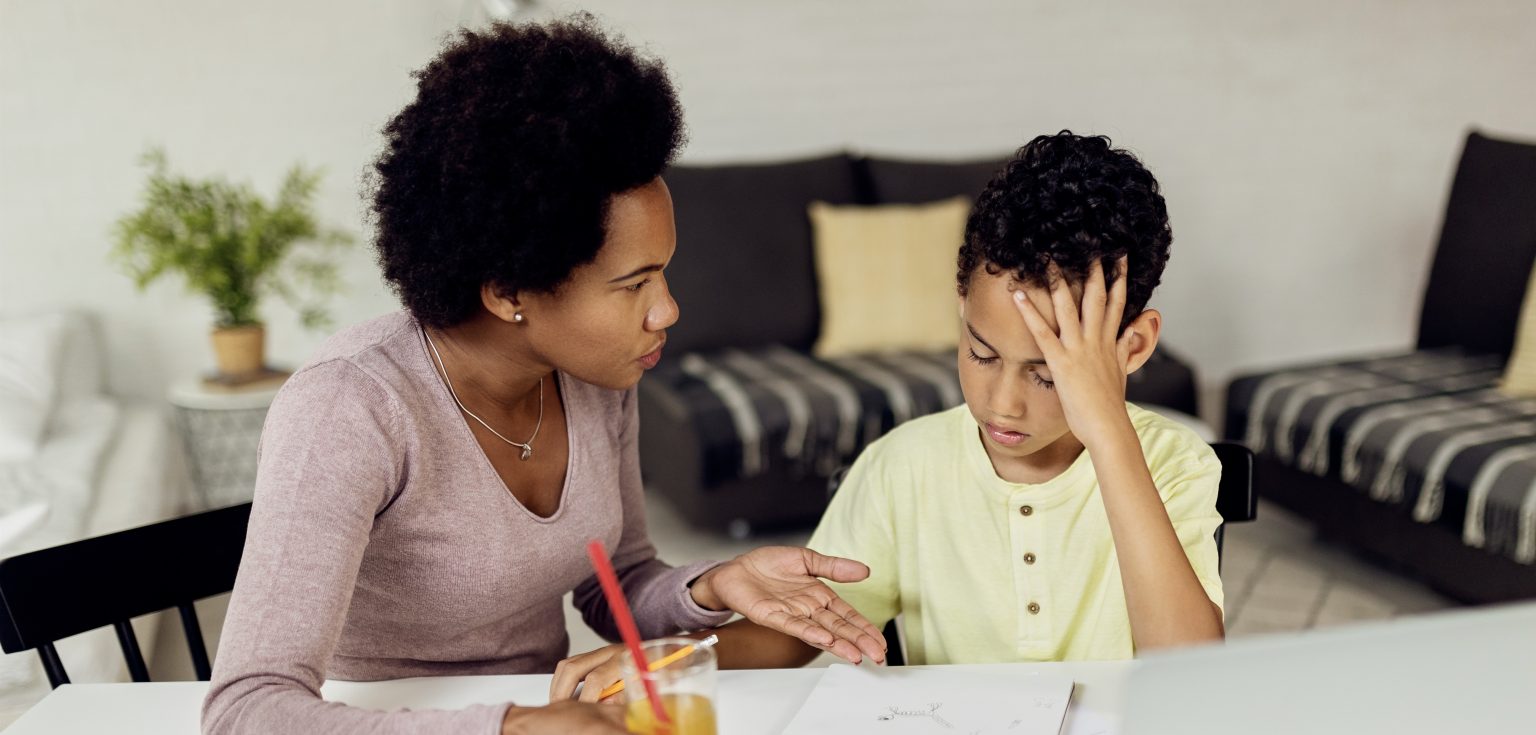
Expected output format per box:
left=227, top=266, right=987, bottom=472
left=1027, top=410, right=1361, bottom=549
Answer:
left=662, top=154, right=862, bottom=354
left=641, top=344, right=962, bottom=488
left=1226, top=350, right=1536, bottom=564
left=1127, top=346, right=1200, bottom=417
left=859, top=155, right=1007, bottom=205
left=1417, top=131, right=1536, bottom=357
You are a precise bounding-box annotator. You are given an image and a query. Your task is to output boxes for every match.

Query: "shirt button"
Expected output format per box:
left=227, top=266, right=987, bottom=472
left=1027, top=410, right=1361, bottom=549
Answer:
left=1018, top=505, right=1034, bottom=517
left=1027, top=602, right=1041, bottom=614
left=1023, top=552, right=1037, bottom=564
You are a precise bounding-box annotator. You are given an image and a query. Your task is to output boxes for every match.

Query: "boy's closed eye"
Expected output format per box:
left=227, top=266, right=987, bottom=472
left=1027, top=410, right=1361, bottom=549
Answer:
left=964, top=326, right=1056, bottom=390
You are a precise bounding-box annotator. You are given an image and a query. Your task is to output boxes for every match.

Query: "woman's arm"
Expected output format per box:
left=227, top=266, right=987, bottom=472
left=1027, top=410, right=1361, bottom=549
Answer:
left=570, top=388, right=734, bottom=641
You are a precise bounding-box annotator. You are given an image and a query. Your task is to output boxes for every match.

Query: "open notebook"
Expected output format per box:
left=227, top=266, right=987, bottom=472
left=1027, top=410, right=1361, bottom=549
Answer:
left=782, top=664, right=1074, bottom=734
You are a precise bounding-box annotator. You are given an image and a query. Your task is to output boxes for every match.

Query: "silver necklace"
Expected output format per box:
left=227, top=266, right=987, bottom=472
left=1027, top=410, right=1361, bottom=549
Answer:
left=422, top=326, right=543, bottom=461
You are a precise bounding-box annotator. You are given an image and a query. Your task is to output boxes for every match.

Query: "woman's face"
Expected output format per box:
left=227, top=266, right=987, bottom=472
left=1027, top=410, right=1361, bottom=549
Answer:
left=516, top=177, right=679, bottom=390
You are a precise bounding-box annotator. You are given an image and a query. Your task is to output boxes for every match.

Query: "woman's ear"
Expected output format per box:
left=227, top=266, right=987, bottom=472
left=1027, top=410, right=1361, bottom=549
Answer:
left=1121, top=308, right=1162, bottom=375
left=480, top=283, right=524, bottom=325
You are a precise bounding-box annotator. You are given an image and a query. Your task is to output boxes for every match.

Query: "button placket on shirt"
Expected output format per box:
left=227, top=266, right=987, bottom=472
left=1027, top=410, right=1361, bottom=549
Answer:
left=1010, top=495, right=1049, bottom=653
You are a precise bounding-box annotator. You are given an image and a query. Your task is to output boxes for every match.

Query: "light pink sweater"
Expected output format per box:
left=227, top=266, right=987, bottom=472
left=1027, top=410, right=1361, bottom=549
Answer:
left=202, top=313, right=729, bottom=734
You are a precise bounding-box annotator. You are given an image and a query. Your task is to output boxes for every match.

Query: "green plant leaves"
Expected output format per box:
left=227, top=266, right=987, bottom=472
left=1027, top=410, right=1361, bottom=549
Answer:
left=111, top=148, right=355, bottom=330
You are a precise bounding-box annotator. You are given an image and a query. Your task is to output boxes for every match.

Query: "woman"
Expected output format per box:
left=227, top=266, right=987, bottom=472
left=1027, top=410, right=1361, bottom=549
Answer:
left=202, top=17, right=883, bottom=735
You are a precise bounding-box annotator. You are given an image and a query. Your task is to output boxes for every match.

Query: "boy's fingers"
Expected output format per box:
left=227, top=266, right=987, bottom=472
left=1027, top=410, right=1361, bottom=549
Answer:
left=1046, top=262, right=1081, bottom=343
left=1106, top=255, right=1129, bottom=337
left=1012, top=289, right=1064, bottom=359
left=1081, top=258, right=1108, bottom=340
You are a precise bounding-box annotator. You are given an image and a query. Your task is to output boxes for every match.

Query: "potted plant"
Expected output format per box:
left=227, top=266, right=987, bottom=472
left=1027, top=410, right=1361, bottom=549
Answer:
left=112, top=149, right=353, bottom=382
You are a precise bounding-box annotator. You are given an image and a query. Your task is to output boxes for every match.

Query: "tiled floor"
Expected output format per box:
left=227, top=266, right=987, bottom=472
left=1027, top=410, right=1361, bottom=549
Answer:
left=565, top=493, right=1456, bottom=658
left=1216, top=500, right=1452, bottom=635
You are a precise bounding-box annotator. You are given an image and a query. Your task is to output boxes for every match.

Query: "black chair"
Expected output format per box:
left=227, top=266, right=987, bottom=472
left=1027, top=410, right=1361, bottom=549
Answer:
left=0, top=503, right=251, bottom=688
left=828, top=441, right=1256, bottom=666
left=1210, top=441, right=1257, bottom=560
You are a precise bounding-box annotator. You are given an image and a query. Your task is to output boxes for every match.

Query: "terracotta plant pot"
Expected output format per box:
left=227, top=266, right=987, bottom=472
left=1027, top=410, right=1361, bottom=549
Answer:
left=210, top=324, right=265, bottom=377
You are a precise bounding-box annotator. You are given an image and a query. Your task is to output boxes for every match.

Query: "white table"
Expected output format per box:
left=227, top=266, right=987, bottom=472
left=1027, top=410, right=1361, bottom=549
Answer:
left=3, top=662, right=1130, bottom=734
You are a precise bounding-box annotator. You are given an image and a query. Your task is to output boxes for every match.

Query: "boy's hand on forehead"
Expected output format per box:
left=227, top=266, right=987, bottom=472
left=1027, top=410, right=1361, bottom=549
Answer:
left=1011, top=256, right=1137, bottom=449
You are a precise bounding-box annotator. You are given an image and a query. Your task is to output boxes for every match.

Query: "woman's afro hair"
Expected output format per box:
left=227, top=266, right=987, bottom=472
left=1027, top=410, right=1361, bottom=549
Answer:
left=370, top=15, right=684, bottom=328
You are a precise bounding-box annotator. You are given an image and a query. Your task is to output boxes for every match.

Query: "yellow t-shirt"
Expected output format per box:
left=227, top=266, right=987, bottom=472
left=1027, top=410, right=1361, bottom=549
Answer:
left=808, top=403, right=1224, bottom=663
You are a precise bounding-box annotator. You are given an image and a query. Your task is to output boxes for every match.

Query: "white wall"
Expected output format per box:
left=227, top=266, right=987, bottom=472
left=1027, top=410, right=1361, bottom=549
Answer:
left=4, top=0, right=1535, bottom=415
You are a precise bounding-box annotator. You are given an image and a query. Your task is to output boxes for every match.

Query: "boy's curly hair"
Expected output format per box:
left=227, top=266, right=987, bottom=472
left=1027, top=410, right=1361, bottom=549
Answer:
left=369, top=15, right=685, bottom=328
left=957, top=131, right=1172, bottom=330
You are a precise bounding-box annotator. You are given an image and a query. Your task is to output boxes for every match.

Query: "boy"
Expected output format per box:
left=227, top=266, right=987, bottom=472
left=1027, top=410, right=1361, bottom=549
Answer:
left=556, top=131, right=1222, bottom=696
left=812, top=130, right=1226, bottom=663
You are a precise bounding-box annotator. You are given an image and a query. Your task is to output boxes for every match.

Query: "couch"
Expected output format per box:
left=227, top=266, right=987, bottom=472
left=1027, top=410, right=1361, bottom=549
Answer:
left=1224, top=131, right=1536, bottom=604
left=640, top=153, right=1203, bottom=535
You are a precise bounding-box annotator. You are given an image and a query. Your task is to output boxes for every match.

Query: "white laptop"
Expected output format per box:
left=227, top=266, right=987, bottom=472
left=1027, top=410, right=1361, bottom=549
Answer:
left=1122, top=600, right=1536, bottom=735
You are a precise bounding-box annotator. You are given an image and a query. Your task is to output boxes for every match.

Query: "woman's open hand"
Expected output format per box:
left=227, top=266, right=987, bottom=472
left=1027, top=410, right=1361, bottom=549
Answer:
left=690, top=546, right=887, bottom=664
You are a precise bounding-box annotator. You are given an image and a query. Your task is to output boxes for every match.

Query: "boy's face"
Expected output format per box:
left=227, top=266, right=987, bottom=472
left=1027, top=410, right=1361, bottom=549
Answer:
left=956, top=268, right=1081, bottom=467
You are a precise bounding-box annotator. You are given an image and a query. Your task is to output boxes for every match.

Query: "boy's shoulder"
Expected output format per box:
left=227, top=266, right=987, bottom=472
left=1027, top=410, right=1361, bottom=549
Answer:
left=862, top=404, right=973, bottom=460
left=1125, top=403, right=1219, bottom=473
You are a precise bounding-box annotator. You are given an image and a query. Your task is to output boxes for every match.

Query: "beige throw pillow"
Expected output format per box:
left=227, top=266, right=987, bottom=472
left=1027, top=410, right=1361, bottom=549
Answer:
left=808, top=197, right=969, bottom=357
left=1500, top=258, right=1536, bottom=396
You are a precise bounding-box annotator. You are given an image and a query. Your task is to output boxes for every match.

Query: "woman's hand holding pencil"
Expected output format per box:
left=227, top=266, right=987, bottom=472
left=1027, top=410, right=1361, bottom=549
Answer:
left=551, top=636, right=719, bottom=705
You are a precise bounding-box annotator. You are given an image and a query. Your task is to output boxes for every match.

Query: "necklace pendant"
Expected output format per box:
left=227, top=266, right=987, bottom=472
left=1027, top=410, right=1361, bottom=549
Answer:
left=519, top=446, right=533, bottom=461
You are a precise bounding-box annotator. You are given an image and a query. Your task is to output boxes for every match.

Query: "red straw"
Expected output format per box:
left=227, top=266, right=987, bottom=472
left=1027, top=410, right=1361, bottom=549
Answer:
left=585, top=539, right=671, bottom=728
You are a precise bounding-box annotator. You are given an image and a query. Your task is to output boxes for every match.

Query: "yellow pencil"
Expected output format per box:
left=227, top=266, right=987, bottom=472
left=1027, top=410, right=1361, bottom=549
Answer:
left=597, top=634, right=719, bottom=701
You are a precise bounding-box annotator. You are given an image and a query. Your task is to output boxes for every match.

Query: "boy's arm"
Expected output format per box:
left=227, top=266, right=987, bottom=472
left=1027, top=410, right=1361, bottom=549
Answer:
left=1082, top=426, right=1225, bottom=650
left=689, top=619, right=825, bottom=669
left=1011, top=257, right=1224, bottom=652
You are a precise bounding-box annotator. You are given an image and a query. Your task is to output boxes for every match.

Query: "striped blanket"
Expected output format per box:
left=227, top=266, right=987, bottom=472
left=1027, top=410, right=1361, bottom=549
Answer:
left=1230, top=349, right=1536, bottom=564
left=640, top=344, right=964, bottom=489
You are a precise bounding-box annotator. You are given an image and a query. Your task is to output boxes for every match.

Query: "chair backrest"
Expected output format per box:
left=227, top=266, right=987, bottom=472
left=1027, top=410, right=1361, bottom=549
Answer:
left=828, top=441, right=1256, bottom=666
left=0, top=502, right=251, bottom=688
left=1211, top=441, right=1256, bottom=558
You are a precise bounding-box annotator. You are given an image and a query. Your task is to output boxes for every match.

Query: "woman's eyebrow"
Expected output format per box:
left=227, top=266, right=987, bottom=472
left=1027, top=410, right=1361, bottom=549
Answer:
left=607, top=264, right=663, bottom=283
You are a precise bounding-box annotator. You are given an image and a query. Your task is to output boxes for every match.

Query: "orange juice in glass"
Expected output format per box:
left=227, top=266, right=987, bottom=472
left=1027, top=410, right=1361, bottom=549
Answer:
left=620, top=637, right=718, bottom=735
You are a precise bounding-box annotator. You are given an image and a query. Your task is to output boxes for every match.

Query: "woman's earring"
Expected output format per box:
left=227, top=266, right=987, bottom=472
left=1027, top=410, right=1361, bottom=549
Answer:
left=513, top=312, right=525, bottom=323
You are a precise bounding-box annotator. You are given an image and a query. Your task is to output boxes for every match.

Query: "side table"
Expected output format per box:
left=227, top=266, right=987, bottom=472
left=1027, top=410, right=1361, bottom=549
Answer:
left=166, top=377, right=286, bottom=509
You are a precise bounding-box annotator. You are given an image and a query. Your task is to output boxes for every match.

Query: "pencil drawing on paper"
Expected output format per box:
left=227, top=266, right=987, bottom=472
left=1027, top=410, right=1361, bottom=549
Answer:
left=875, top=703, right=954, bottom=728
left=869, top=697, right=1065, bottom=733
